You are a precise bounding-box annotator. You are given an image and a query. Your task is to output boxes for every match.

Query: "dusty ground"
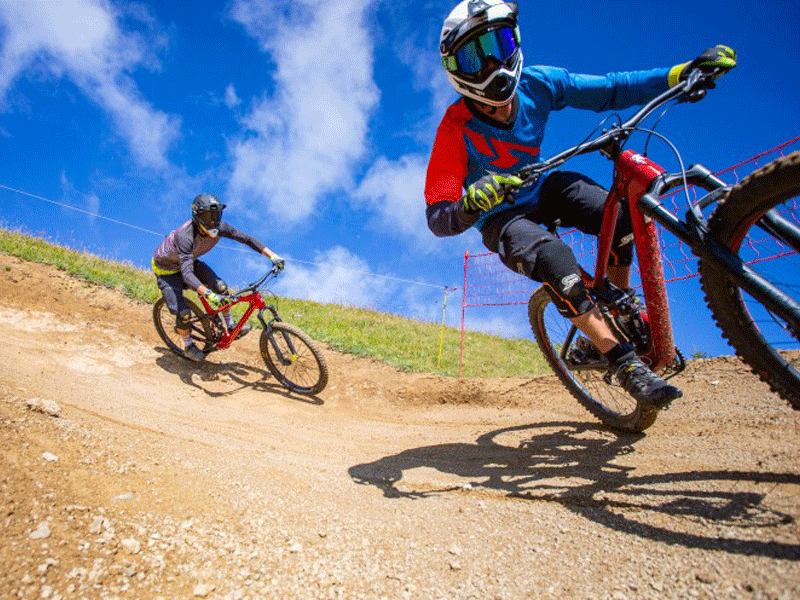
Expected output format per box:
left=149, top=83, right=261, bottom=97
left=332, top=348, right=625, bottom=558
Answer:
left=0, top=252, right=799, bottom=600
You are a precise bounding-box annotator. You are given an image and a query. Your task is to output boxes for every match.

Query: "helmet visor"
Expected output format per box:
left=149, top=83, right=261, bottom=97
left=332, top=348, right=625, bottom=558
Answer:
left=454, top=26, right=518, bottom=78
left=196, top=205, right=222, bottom=230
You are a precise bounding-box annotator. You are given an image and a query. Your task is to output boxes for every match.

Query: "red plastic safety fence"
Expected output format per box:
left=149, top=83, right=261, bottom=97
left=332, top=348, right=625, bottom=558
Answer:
left=459, top=136, right=800, bottom=376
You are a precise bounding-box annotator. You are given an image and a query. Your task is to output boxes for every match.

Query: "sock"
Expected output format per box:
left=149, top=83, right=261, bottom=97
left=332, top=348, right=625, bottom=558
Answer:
left=604, top=342, right=636, bottom=365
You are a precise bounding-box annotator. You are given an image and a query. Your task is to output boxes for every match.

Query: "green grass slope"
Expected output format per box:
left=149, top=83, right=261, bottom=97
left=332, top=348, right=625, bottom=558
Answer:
left=0, top=228, right=548, bottom=378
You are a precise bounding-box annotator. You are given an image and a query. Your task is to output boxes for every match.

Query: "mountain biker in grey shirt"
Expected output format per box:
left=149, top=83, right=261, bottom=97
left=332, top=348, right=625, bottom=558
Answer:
left=152, top=193, right=284, bottom=361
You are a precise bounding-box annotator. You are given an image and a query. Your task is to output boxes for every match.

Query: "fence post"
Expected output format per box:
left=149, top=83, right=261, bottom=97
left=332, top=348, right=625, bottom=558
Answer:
left=459, top=251, right=469, bottom=378
left=437, top=286, right=455, bottom=371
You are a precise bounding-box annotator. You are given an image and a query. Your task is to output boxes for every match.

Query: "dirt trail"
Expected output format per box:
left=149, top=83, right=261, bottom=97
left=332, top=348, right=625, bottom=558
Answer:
left=1, top=252, right=799, bottom=600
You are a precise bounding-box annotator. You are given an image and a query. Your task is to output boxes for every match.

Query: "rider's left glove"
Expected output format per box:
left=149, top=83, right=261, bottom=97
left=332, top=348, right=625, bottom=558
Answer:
left=461, top=173, right=523, bottom=213
left=271, top=256, right=285, bottom=272
left=669, top=45, right=737, bottom=87
left=205, top=291, right=226, bottom=309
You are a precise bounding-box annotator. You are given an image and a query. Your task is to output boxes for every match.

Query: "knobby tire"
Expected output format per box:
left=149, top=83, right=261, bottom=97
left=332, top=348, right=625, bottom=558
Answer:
left=260, top=322, right=329, bottom=395
left=699, top=150, right=800, bottom=409
left=528, top=288, right=659, bottom=432
left=152, top=297, right=214, bottom=357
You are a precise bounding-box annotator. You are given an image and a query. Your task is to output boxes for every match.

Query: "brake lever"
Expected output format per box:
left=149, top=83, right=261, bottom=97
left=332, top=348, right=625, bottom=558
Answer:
left=679, top=68, right=719, bottom=103
left=683, top=88, right=708, bottom=103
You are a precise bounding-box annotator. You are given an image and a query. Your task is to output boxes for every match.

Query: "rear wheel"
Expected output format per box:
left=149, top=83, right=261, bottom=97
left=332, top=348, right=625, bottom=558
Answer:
left=528, top=287, right=659, bottom=432
left=153, top=297, right=214, bottom=357
left=700, top=151, right=800, bottom=409
left=260, top=322, right=328, bottom=395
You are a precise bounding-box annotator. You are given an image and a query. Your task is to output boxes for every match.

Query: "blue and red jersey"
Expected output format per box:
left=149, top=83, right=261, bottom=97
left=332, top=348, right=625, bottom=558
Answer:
left=425, top=65, right=671, bottom=235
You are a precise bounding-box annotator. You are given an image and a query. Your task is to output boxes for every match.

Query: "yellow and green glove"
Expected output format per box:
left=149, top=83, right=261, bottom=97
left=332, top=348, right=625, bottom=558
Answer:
left=462, top=173, right=524, bottom=213
left=205, top=291, right=226, bottom=309
left=669, top=45, right=737, bottom=87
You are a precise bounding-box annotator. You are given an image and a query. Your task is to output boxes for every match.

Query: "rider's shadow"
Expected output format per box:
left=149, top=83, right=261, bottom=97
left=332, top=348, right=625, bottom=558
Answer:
left=350, top=421, right=634, bottom=499
left=349, top=421, right=800, bottom=560
left=153, top=347, right=324, bottom=405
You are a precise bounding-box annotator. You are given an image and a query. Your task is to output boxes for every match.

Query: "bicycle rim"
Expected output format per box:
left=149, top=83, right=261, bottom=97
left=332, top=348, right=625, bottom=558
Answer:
left=260, top=322, right=328, bottom=395
left=152, top=297, right=214, bottom=355
left=528, top=288, right=659, bottom=432
left=701, top=151, right=800, bottom=408
left=730, top=203, right=800, bottom=353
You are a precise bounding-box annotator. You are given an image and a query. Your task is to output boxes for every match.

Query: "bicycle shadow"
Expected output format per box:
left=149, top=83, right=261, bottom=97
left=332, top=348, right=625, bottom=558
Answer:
left=348, top=421, right=800, bottom=559
left=153, top=347, right=324, bottom=405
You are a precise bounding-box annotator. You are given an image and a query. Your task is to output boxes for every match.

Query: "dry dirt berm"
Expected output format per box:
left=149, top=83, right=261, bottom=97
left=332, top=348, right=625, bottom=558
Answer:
left=1, top=253, right=799, bottom=600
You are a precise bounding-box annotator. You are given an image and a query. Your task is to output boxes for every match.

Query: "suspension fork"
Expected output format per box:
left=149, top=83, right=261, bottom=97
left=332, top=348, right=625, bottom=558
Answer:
left=638, top=167, right=800, bottom=338
left=258, top=305, right=298, bottom=366
left=596, top=150, right=675, bottom=371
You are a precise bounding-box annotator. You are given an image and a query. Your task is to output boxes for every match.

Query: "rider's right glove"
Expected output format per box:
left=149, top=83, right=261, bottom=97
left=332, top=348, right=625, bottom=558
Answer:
left=271, top=255, right=285, bottom=272
left=205, top=291, right=226, bottom=309
left=461, top=173, right=523, bottom=213
left=668, top=45, right=737, bottom=87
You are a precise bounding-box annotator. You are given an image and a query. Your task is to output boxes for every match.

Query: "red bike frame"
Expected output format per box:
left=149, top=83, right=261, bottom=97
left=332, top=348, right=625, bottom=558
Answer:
left=593, top=149, right=675, bottom=371
left=198, top=292, right=267, bottom=350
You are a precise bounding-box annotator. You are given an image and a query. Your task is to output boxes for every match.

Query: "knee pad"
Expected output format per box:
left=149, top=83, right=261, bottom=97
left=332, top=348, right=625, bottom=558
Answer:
left=534, top=239, right=594, bottom=318
left=214, top=280, right=229, bottom=295
left=177, top=308, right=192, bottom=329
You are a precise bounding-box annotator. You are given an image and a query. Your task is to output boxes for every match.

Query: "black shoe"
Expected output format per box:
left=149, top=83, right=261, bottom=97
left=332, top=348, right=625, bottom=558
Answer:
left=612, top=354, right=682, bottom=408
left=184, top=342, right=205, bottom=362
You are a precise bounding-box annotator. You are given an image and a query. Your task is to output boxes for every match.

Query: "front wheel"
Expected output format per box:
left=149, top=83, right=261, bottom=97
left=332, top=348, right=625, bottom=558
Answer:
left=260, top=322, right=329, bottom=395
left=700, top=150, right=800, bottom=409
left=528, top=288, right=659, bottom=432
left=153, top=297, right=214, bottom=356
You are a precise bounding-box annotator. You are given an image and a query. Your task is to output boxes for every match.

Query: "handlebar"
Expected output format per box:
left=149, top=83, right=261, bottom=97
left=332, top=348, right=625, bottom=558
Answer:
left=512, top=68, right=718, bottom=187
left=230, top=264, right=283, bottom=298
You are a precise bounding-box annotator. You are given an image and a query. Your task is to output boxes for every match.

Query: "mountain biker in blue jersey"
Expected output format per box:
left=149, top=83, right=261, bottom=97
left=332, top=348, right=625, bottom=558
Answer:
left=426, top=0, right=736, bottom=408
left=152, top=194, right=285, bottom=362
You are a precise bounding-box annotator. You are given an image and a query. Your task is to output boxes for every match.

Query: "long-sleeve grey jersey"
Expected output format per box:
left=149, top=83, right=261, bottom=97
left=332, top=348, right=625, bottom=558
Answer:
left=152, top=220, right=265, bottom=290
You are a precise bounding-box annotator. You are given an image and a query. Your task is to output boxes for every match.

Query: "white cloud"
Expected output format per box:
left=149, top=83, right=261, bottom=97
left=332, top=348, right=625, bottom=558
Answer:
left=0, top=0, right=180, bottom=170
left=277, top=246, right=394, bottom=309
left=278, top=246, right=529, bottom=339
left=224, top=84, right=240, bottom=109
left=352, top=152, right=478, bottom=257
left=226, top=0, right=379, bottom=223
left=463, top=309, right=532, bottom=340
left=352, top=153, right=435, bottom=249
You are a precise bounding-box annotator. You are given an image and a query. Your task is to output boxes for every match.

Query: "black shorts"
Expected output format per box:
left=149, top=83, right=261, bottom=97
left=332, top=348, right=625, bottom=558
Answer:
left=156, top=260, right=227, bottom=319
left=479, top=171, right=634, bottom=317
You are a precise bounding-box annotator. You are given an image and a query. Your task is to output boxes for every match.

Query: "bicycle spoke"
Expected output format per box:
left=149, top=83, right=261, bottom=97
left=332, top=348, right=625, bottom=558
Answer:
left=529, top=291, right=653, bottom=431
left=701, top=151, right=800, bottom=408
left=738, top=202, right=800, bottom=349
left=260, top=322, right=328, bottom=395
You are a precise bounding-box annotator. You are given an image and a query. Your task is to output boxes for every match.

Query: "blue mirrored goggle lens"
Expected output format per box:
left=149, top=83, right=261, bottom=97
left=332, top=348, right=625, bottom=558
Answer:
left=455, top=28, right=517, bottom=75
left=495, top=27, right=517, bottom=61
left=455, top=42, right=484, bottom=75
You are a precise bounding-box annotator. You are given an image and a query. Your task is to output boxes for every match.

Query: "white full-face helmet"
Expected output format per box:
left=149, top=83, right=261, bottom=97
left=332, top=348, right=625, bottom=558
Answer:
left=440, top=0, right=522, bottom=106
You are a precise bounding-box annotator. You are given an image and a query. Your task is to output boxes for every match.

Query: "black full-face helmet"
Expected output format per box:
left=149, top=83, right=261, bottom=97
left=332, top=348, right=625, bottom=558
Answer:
left=440, top=0, right=522, bottom=107
left=191, top=193, right=226, bottom=237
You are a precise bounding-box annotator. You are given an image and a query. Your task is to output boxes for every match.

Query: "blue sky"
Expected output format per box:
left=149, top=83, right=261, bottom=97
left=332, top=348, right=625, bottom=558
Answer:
left=1, top=0, right=798, bottom=359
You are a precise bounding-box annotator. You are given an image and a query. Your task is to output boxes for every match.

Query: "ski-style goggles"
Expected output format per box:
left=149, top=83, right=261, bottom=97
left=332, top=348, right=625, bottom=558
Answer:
left=443, top=26, right=520, bottom=80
